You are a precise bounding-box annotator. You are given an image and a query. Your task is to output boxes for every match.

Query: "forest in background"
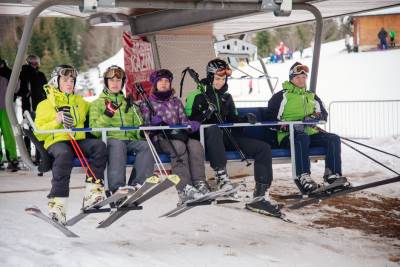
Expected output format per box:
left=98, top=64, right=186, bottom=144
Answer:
left=0, top=17, right=122, bottom=78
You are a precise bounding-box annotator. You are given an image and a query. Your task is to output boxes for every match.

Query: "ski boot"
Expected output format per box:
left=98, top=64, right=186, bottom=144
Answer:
left=322, top=173, right=350, bottom=192
left=48, top=197, right=68, bottom=225
left=215, top=168, right=234, bottom=191
left=194, top=180, right=211, bottom=195
left=6, top=160, right=19, bottom=172
left=177, top=184, right=204, bottom=205
left=245, top=182, right=281, bottom=217
left=83, top=182, right=105, bottom=208
left=295, top=173, right=318, bottom=195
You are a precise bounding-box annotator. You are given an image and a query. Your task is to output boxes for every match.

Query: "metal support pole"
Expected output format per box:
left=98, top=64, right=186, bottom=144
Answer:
left=101, top=130, right=109, bottom=191
left=257, top=55, right=274, bottom=94
left=146, top=35, right=161, bottom=69
left=293, top=3, right=323, bottom=93
left=289, top=123, right=297, bottom=180
left=5, top=0, right=78, bottom=170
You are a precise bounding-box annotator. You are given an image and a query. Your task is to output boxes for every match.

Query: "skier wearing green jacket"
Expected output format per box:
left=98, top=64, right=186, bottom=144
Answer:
left=265, top=62, right=345, bottom=195
left=89, top=65, right=155, bottom=193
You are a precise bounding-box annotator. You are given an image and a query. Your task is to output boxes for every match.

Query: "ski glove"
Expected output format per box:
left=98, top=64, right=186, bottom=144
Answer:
left=104, top=100, right=122, bottom=118
left=245, top=113, right=257, bottom=124
left=202, top=103, right=217, bottom=121
left=150, top=115, right=164, bottom=126
left=188, top=120, right=200, bottom=133
left=57, top=106, right=74, bottom=129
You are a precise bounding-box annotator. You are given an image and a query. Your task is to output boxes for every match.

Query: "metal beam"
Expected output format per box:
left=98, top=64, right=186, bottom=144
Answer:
left=116, top=0, right=263, bottom=11
left=130, top=9, right=260, bottom=36
left=5, top=0, right=78, bottom=170
left=293, top=3, right=322, bottom=93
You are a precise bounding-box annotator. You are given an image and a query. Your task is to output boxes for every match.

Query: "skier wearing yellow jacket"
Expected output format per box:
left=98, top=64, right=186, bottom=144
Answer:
left=89, top=65, right=155, bottom=193
left=35, top=65, right=107, bottom=225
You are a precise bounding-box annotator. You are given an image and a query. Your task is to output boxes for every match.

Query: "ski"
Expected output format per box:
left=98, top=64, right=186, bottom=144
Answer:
left=213, top=203, right=295, bottom=223
left=25, top=206, right=79, bottom=238
left=288, top=175, right=400, bottom=209
left=160, top=186, right=238, bottom=218
left=280, top=177, right=350, bottom=200
left=97, top=174, right=180, bottom=228
left=66, top=187, right=134, bottom=226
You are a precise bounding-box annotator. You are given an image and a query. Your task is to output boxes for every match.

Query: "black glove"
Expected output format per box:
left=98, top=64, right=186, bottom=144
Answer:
left=202, top=103, right=217, bottom=121
left=62, top=112, right=74, bottom=129
left=58, top=106, right=74, bottom=129
left=245, top=113, right=257, bottom=124
left=304, top=112, right=323, bottom=121
left=104, top=100, right=122, bottom=118
left=125, top=94, right=133, bottom=113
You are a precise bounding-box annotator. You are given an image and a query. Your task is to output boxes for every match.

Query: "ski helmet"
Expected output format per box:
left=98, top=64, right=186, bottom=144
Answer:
left=206, top=58, right=232, bottom=83
left=26, top=55, right=40, bottom=68
left=103, top=65, right=126, bottom=89
left=149, top=69, right=173, bottom=89
left=49, top=64, right=78, bottom=89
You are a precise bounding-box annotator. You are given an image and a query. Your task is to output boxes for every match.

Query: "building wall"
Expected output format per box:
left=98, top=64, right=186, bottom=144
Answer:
left=154, top=34, right=216, bottom=100
left=355, top=14, right=400, bottom=50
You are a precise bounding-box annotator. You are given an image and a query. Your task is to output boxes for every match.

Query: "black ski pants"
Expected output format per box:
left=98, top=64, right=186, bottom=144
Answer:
left=205, top=125, right=273, bottom=187
left=47, top=139, right=107, bottom=198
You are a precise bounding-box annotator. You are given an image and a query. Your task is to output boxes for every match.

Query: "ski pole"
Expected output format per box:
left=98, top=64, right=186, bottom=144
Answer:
left=341, top=140, right=399, bottom=176
left=316, top=127, right=399, bottom=175
left=66, top=130, right=102, bottom=184
left=340, top=136, right=400, bottom=159
left=134, top=83, right=184, bottom=163
left=185, top=68, right=251, bottom=166
left=318, top=127, right=400, bottom=159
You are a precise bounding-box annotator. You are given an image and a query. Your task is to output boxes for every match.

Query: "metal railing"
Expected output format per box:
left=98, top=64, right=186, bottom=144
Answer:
left=328, top=100, right=400, bottom=138
left=24, top=111, right=326, bottom=181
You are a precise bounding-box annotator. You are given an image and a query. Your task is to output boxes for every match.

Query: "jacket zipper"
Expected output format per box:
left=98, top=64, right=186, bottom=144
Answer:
left=115, top=95, right=126, bottom=137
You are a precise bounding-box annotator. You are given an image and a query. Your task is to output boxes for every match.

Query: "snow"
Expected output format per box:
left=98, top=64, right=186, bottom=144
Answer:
left=1, top=40, right=399, bottom=266
left=229, top=39, right=400, bottom=107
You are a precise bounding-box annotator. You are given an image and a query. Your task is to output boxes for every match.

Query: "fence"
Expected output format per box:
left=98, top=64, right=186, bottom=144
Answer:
left=328, top=100, right=400, bottom=138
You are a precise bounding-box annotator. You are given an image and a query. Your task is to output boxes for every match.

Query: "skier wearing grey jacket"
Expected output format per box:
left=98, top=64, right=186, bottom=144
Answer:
left=140, top=69, right=210, bottom=204
left=89, top=66, right=155, bottom=193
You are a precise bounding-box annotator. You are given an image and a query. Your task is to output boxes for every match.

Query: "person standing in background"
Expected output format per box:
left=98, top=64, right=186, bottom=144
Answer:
left=18, top=55, right=47, bottom=165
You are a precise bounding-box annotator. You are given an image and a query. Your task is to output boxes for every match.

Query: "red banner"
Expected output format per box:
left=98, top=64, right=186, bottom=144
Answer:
left=123, top=32, right=155, bottom=100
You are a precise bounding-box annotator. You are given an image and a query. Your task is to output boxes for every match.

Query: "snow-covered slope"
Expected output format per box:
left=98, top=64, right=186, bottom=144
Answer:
left=229, top=39, right=400, bottom=106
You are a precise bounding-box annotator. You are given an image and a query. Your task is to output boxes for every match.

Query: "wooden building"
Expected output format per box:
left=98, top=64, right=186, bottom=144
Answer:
left=352, top=7, right=400, bottom=51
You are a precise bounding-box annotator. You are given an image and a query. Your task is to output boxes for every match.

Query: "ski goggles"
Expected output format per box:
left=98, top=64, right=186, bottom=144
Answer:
left=214, top=67, right=232, bottom=77
left=104, top=66, right=125, bottom=79
left=59, top=68, right=78, bottom=79
left=289, top=65, right=309, bottom=76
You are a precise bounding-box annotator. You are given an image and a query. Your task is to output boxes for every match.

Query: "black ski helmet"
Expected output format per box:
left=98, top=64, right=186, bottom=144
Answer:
left=206, top=58, right=232, bottom=83
left=103, top=65, right=126, bottom=89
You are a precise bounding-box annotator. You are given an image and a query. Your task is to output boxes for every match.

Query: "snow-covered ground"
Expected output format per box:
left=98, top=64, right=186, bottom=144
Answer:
left=1, top=39, right=399, bottom=266
left=0, top=136, right=399, bottom=267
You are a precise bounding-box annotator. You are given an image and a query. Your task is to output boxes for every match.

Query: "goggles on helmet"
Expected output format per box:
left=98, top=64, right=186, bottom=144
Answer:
left=289, top=65, right=309, bottom=76
left=104, top=66, right=125, bottom=79
left=59, top=68, right=78, bottom=79
left=214, top=67, right=232, bottom=77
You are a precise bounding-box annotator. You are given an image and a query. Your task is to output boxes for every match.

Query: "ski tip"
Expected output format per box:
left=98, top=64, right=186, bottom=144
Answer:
left=25, top=206, right=40, bottom=214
